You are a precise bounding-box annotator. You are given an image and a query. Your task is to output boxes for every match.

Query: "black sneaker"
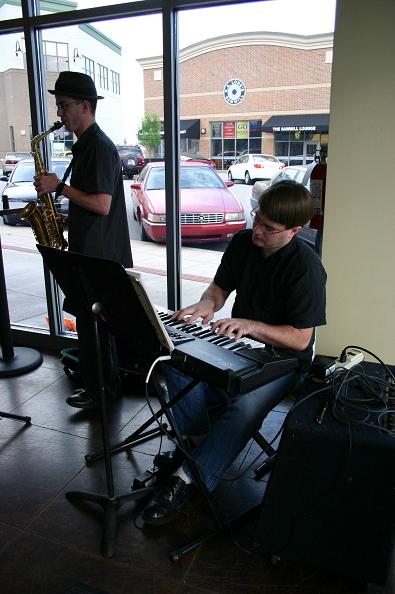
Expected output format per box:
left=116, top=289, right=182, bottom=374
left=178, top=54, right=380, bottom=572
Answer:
left=66, top=389, right=98, bottom=410
left=153, top=448, right=185, bottom=473
left=142, top=476, right=195, bottom=525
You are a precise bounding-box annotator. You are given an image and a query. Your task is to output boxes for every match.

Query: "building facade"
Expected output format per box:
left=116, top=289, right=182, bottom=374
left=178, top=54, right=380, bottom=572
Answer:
left=138, top=31, right=333, bottom=168
left=0, top=0, right=124, bottom=160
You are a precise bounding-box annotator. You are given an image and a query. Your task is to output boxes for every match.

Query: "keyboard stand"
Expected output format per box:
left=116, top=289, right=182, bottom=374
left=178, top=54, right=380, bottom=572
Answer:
left=143, top=367, right=225, bottom=561
left=85, top=376, right=201, bottom=465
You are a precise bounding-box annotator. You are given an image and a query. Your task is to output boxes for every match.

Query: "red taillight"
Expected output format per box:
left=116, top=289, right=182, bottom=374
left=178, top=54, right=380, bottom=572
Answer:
left=6, top=159, right=17, bottom=165
left=254, top=163, right=264, bottom=169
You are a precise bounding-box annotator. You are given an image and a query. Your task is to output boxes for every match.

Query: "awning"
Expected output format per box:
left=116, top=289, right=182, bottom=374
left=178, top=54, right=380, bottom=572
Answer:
left=261, top=114, right=329, bottom=133
left=160, top=119, right=200, bottom=138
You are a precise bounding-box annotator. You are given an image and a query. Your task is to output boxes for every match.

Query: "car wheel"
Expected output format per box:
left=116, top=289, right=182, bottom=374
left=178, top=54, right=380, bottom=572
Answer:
left=140, top=222, right=151, bottom=242
left=245, top=171, right=252, bottom=185
left=228, top=170, right=233, bottom=182
left=2, top=214, right=18, bottom=226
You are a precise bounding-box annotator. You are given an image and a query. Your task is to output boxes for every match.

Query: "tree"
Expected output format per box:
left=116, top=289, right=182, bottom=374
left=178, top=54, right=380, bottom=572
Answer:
left=137, top=112, right=161, bottom=157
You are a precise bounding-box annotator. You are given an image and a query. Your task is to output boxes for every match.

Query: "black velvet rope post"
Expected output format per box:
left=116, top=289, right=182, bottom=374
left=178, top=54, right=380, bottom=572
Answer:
left=0, top=223, right=43, bottom=398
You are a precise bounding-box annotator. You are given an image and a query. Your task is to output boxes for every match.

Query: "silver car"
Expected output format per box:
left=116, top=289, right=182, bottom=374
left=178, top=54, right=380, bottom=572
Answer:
left=1, top=157, right=70, bottom=226
left=250, top=162, right=318, bottom=251
left=3, top=151, right=31, bottom=176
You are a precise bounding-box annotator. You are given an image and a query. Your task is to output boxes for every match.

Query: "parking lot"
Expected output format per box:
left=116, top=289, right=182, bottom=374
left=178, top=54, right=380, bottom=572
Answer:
left=1, top=177, right=252, bottom=331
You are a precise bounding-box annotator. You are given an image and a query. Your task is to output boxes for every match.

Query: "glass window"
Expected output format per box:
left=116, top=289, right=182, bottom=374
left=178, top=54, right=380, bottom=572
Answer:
left=249, top=120, right=262, bottom=138
left=211, top=122, right=222, bottom=138
left=111, top=70, right=120, bottom=94
left=97, top=64, right=109, bottom=90
left=0, top=0, right=333, bottom=341
left=211, top=138, right=222, bottom=157
left=235, top=139, right=248, bottom=154
left=83, top=56, right=95, bottom=79
left=43, top=40, right=69, bottom=72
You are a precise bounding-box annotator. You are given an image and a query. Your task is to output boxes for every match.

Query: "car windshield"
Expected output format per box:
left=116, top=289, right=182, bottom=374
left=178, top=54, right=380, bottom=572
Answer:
left=146, top=166, right=224, bottom=191
left=118, top=147, right=140, bottom=157
left=11, top=161, right=69, bottom=183
left=6, top=152, right=30, bottom=160
left=11, top=163, right=35, bottom=182
left=254, top=155, right=277, bottom=163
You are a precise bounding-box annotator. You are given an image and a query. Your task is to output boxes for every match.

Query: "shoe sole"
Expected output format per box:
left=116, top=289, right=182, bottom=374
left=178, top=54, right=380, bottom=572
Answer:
left=142, top=490, right=195, bottom=526
left=66, top=401, right=98, bottom=410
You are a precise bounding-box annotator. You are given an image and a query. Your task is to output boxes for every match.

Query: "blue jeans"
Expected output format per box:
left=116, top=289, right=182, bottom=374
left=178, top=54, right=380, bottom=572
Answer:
left=162, top=365, right=301, bottom=492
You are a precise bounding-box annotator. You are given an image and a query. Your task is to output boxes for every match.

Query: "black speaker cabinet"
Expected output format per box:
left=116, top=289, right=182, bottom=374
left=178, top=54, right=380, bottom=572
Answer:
left=256, top=372, right=395, bottom=585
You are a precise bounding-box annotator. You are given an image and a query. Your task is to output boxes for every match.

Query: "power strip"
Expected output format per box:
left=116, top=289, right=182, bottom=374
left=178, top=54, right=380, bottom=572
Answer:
left=335, top=348, right=364, bottom=370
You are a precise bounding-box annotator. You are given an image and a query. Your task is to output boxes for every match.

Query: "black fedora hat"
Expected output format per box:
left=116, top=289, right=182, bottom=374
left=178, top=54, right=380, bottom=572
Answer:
left=48, top=71, right=104, bottom=100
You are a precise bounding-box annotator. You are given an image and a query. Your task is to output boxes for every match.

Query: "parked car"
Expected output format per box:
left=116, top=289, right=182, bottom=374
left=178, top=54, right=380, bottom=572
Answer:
left=227, top=153, right=285, bottom=185
left=3, top=151, right=31, bottom=176
left=1, top=157, right=71, bottom=226
left=250, top=162, right=318, bottom=249
left=131, top=161, right=246, bottom=243
left=180, top=154, right=217, bottom=168
left=250, top=163, right=316, bottom=211
left=116, top=145, right=145, bottom=179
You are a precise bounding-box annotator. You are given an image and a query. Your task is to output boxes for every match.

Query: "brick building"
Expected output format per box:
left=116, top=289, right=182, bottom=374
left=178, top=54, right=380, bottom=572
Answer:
left=138, top=31, right=333, bottom=168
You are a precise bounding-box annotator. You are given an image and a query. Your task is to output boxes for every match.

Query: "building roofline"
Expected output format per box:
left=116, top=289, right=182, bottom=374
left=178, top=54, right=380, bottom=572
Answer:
left=137, top=31, right=334, bottom=68
left=0, top=0, right=77, bottom=11
left=1, top=0, right=121, bottom=54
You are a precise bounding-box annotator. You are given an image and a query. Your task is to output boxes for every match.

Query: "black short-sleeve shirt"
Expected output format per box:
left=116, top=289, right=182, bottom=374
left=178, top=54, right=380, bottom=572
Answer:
left=68, top=123, right=133, bottom=268
left=214, top=230, right=327, bottom=366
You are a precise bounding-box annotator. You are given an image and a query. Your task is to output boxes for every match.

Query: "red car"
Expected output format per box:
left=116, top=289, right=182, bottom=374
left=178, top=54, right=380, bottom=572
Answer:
left=180, top=154, right=217, bottom=169
left=131, top=161, right=246, bottom=243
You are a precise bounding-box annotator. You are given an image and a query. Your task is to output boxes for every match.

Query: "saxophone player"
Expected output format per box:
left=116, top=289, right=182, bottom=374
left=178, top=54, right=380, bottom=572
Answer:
left=34, top=71, right=133, bottom=411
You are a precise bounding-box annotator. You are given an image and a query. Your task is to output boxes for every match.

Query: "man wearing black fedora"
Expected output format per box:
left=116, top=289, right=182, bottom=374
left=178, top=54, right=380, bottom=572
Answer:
left=34, top=71, right=133, bottom=410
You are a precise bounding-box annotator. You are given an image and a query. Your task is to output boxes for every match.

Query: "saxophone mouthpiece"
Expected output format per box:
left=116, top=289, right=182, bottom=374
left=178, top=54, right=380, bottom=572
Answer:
left=51, top=121, right=63, bottom=131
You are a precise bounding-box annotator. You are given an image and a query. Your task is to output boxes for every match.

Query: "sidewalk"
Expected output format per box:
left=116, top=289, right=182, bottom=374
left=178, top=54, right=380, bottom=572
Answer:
left=1, top=224, right=233, bottom=329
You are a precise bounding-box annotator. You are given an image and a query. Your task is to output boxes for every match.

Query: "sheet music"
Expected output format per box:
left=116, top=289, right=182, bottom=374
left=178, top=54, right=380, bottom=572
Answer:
left=125, top=269, right=174, bottom=354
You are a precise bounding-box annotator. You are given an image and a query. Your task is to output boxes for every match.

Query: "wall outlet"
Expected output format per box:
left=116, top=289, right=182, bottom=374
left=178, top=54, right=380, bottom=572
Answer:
left=335, top=348, right=364, bottom=370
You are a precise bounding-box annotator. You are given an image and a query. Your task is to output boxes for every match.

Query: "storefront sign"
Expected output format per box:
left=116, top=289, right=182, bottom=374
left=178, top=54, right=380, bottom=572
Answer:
left=236, top=121, right=248, bottom=138
left=272, top=126, right=317, bottom=132
left=262, top=115, right=329, bottom=134
left=223, top=79, right=247, bottom=106
left=223, top=121, right=236, bottom=138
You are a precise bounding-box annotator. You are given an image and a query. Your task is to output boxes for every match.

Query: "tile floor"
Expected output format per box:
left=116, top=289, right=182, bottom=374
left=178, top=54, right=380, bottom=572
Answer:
left=1, top=350, right=391, bottom=594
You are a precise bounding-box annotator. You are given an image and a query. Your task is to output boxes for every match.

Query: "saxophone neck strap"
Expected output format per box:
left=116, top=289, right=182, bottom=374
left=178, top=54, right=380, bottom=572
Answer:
left=61, top=157, right=74, bottom=184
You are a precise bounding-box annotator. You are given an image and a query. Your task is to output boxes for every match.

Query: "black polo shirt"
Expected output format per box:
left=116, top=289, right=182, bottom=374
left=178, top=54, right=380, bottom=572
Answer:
left=214, top=230, right=327, bottom=366
left=68, top=123, right=133, bottom=268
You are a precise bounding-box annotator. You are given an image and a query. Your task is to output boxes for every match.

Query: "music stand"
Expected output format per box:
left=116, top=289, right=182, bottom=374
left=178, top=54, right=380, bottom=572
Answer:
left=37, top=244, right=163, bottom=557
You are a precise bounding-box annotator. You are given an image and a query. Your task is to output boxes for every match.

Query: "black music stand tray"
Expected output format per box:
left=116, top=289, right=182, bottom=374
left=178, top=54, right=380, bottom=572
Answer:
left=37, top=245, right=156, bottom=558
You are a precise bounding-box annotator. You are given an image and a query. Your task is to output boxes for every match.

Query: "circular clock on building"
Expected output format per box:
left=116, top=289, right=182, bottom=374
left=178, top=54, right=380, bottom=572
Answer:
left=223, top=79, right=247, bottom=105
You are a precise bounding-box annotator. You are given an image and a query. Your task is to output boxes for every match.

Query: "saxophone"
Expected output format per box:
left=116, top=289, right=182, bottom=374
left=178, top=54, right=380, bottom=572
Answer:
left=21, top=121, right=68, bottom=250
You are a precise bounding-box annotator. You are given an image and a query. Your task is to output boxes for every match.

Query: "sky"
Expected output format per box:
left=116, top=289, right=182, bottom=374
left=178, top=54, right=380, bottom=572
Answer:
left=90, top=0, right=337, bottom=58
left=82, top=0, right=337, bottom=142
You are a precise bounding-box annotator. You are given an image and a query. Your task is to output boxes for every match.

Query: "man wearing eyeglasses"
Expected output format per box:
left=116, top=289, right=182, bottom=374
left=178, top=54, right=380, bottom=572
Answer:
left=142, top=180, right=327, bottom=526
left=34, top=71, right=133, bottom=410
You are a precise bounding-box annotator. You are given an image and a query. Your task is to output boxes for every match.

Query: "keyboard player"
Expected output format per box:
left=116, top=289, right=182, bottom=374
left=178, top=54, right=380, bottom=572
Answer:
left=142, top=180, right=327, bottom=526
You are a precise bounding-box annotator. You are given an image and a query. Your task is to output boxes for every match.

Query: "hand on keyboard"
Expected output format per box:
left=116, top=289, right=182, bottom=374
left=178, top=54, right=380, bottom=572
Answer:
left=171, top=300, right=215, bottom=326
left=211, top=317, right=255, bottom=341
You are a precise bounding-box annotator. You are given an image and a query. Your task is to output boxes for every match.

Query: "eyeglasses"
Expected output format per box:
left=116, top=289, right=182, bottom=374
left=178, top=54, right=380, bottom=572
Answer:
left=56, top=101, right=81, bottom=112
left=250, top=209, right=288, bottom=235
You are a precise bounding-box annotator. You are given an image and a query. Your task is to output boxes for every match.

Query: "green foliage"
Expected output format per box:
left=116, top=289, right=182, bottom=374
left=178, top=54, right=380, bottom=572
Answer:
left=137, top=112, right=161, bottom=156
